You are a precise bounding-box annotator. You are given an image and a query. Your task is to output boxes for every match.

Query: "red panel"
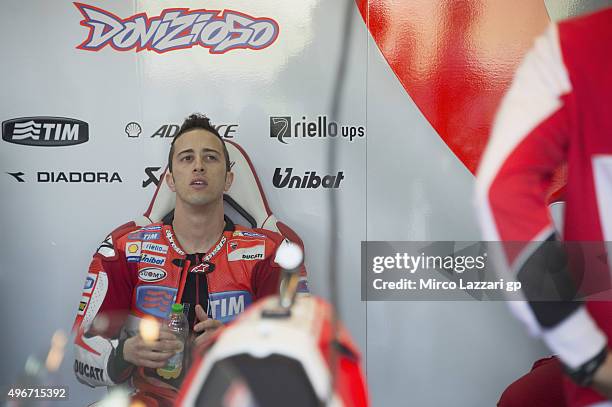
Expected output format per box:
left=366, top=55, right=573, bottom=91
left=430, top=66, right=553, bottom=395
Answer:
left=357, top=0, right=550, bottom=174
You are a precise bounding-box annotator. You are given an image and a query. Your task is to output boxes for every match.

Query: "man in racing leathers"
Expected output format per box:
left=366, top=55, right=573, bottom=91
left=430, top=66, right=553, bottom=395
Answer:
left=476, top=8, right=612, bottom=406
left=72, top=113, right=304, bottom=406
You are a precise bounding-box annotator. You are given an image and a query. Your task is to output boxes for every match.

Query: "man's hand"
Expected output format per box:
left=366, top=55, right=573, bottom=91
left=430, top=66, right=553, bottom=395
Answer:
left=193, top=304, right=223, bottom=347
left=593, top=351, right=612, bottom=399
left=123, top=328, right=183, bottom=369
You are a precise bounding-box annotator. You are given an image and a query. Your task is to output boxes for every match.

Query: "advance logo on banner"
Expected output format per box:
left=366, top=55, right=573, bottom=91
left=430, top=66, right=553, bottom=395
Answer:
left=125, top=122, right=238, bottom=139
left=2, top=117, right=89, bottom=147
left=75, top=3, right=279, bottom=54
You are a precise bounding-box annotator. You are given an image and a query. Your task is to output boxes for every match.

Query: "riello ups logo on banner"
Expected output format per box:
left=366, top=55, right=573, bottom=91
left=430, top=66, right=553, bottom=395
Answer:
left=2, top=117, right=89, bottom=147
left=270, top=115, right=365, bottom=144
left=75, top=3, right=279, bottom=54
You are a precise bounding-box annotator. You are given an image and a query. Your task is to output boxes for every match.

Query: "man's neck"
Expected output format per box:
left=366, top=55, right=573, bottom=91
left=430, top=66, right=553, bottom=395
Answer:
left=172, top=199, right=225, bottom=254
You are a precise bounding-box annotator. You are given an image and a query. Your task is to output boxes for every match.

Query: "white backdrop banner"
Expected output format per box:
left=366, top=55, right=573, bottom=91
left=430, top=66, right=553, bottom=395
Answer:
left=1, top=1, right=608, bottom=406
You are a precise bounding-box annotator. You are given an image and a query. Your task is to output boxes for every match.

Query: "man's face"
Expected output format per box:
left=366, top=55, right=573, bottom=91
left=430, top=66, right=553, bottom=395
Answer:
left=166, top=129, right=233, bottom=207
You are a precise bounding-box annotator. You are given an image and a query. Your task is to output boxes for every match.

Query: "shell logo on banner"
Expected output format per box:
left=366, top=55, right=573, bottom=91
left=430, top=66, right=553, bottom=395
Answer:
left=74, top=3, right=280, bottom=54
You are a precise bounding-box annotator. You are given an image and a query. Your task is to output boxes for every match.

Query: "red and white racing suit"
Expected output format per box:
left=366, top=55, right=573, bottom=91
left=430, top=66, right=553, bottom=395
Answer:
left=72, top=211, right=308, bottom=405
left=476, top=8, right=612, bottom=406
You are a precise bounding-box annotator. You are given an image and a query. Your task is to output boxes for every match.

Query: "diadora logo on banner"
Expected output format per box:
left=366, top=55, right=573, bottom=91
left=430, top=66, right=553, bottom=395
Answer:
left=75, top=3, right=279, bottom=54
left=208, top=291, right=253, bottom=323
left=273, top=168, right=344, bottom=189
left=227, top=239, right=265, bottom=261
left=126, top=122, right=238, bottom=139
left=135, top=286, right=177, bottom=319
left=138, top=267, right=167, bottom=283
left=269, top=115, right=365, bottom=144
left=39, top=172, right=122, bottom=183
left=6, top=172, right=25, bottom=182
left=5, top=171, right=122, bottom=183
left=2, top=117, right=89, bottom=147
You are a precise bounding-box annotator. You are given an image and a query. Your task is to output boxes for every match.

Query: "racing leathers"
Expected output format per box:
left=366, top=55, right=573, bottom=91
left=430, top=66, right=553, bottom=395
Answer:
left=72, top=211, right=308, bottom=403
left=476, top=8, right=612, bottom=407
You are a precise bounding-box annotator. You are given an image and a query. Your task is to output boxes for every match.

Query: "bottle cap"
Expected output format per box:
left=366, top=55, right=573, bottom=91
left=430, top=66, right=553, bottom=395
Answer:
left=171, top=303, right=183, bottom=313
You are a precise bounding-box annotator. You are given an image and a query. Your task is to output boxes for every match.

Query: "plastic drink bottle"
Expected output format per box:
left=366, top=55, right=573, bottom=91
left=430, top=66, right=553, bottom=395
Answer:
left=156, top=303, right=188, bottom=379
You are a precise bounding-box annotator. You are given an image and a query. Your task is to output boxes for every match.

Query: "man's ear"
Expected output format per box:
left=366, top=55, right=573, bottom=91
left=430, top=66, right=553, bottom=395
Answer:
left=166, top=170, right=176, bottom=192
left=224, top=171, right=234, bottom=192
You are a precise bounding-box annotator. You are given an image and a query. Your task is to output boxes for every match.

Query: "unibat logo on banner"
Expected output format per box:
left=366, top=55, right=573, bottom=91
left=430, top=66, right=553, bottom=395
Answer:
left=2, top=117, right=89, bottom=147
left=273, top=168, right=345, bottom=189
left=75, top=3, right=280, bottom=54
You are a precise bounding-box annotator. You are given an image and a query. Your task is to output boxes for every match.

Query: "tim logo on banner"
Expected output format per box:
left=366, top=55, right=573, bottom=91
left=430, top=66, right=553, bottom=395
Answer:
left=2, top=117, right=89, bottom=147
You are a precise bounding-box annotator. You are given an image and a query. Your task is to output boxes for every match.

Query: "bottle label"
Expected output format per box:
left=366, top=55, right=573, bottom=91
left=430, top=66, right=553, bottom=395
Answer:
left=156, top=352, right=183, bottom=379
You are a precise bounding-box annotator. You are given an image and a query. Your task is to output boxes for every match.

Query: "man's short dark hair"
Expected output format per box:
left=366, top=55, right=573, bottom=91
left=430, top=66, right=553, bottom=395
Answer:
left=168, top=113, right=231, bottom=172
